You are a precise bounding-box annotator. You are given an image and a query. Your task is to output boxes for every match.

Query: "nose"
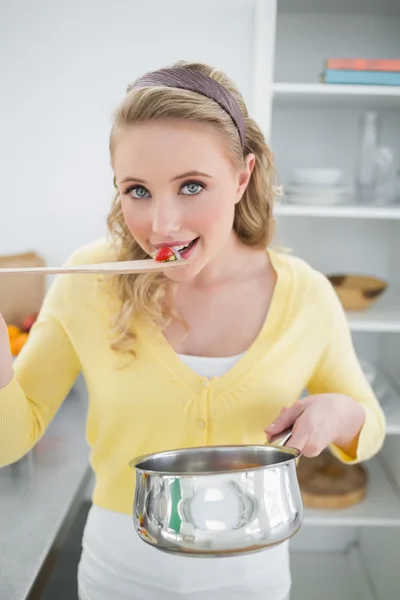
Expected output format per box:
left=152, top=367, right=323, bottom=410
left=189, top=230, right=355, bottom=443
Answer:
left=151, top=197, right=181, bottom=236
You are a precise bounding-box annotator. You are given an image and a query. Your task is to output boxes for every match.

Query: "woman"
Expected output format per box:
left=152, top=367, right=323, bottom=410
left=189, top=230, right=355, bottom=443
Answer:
left=0, top=61, right=385, bottom=600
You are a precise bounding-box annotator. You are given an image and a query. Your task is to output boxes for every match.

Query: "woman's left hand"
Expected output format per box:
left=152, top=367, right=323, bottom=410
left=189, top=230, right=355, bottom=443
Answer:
left=265, top=394, right=366, bottom=458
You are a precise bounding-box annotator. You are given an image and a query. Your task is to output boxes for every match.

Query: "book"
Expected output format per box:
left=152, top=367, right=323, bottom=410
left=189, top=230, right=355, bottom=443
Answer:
left=322, top=69, right=400, bottom=86
left=326, top=58, right=400, bottom=72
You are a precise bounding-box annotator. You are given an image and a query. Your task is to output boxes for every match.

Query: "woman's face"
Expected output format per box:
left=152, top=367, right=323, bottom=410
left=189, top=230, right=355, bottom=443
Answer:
left=113, top=119, right=254, bottom=281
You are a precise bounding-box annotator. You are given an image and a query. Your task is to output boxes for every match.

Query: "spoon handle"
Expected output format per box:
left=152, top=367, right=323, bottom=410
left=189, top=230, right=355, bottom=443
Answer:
left=0, top=259, right=187, bottom=276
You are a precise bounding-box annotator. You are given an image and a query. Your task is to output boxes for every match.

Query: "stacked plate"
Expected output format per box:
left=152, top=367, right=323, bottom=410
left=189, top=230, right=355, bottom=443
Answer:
left=284, top=168, right=353, bottom=205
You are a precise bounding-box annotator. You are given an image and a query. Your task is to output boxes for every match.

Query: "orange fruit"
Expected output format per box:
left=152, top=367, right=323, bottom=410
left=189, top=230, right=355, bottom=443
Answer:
left=10, top=332, right=29, bottom=356
left=7, top=324, right=21, bottom=340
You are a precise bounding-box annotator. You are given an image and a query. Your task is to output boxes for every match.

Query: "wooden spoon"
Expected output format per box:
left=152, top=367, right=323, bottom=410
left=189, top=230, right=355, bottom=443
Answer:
left=0, top=259, right=188, bottom=276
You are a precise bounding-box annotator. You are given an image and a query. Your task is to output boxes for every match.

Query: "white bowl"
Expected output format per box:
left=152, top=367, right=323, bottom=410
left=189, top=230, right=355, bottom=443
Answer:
left=284, top=185, right=353, bottom=205
left=291, top=168, right=343, bottom=187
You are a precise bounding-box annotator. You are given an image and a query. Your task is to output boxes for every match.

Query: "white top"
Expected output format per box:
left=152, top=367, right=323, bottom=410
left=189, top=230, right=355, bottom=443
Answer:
left=177, top=351, right=246, bottom=377
left=77, top=353, right=291, bottom=600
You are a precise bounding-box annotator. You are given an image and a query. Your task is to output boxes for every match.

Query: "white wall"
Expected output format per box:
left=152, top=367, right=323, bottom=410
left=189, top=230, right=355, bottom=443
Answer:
left=0, top=0, right=257, bottom=266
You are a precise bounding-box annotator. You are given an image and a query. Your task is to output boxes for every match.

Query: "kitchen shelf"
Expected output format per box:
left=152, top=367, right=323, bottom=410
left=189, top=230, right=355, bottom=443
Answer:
left=382, top=397, right=400, bottom=436
left=346, top=289, right=400, bottom=333
left=386, top=409, right=400, bottom=434
left=272, top=83, right=400, bottom=109
left=303, top=457, right=400, bottom=528
left=378, top=372, right=400, bottom=435
left=290, top=547, right=376, bottom=600
left=278, top=0, right=400, bottom=17
left=274, top=202, right=400, bottom=220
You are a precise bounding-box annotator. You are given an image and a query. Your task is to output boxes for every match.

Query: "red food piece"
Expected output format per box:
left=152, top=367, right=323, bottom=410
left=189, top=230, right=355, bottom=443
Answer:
left=154, top=246, right=177, bottom=262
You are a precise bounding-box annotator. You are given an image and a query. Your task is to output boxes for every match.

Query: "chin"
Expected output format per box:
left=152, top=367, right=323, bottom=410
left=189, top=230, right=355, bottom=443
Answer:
left=163, top=264, right=198, bottom=283
left=161, top=238, right=204, bottom=282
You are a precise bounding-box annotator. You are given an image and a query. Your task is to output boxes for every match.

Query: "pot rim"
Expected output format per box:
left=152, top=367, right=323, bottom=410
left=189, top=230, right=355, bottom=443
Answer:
left=129, top=443, right=300, bottom=476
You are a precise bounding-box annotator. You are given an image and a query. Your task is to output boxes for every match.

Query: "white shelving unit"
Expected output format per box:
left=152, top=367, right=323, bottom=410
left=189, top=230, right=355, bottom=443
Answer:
left=380, top=379, right=400, bottom=435
left=275, top=202, right=400, bottom=220
left=346, top=289, right=400, bottom=333
left=249, top=0, right=400, bottom=598
left=291, top=547, right=376, bottom=600
left=273, top=82, right=400, bottom=109
left=303, top=458, right=400, bottom=528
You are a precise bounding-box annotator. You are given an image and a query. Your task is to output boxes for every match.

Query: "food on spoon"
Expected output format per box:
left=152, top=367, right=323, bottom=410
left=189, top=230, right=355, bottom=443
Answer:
left=154, top=246, right=179, bottom=262
left=153, top=238, right=199, bottom=262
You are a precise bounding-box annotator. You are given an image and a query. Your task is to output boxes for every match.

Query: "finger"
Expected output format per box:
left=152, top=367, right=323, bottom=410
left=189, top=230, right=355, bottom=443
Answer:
left=286, top=426, right=312, bottom=453
left=265, top=400, right=308, bottom=438
left=287, top=409, right=327, bottom=456
left=264, top=406, right=287, bottom=437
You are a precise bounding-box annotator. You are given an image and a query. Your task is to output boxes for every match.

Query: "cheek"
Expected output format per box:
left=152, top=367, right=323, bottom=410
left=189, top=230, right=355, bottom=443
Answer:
left=196, top=191, right=235, bottom=233
left=121, top=198, right=148, bottom=239
left=193, top=209, right=217, bottom=233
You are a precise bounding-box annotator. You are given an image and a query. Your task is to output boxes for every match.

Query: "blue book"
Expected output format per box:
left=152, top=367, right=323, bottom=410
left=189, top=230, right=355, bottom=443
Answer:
left=323, top=69, right=400, bottom=86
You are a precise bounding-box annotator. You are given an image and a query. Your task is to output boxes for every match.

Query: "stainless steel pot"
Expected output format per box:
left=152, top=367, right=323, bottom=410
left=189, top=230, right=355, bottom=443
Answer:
left=129, top=429, right=303, bottom=557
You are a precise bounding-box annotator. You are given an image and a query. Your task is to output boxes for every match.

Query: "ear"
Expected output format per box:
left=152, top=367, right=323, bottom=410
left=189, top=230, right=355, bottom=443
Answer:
left=235, top=153, right=256, bottom=204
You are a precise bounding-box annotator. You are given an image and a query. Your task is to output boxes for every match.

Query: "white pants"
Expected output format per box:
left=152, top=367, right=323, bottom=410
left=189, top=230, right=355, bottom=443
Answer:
left=77, top=505, right=292, bottom=600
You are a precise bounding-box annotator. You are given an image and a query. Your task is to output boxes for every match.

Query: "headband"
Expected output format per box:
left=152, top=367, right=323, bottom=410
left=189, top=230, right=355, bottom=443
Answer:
left=127, top=67, right=245, bottom=150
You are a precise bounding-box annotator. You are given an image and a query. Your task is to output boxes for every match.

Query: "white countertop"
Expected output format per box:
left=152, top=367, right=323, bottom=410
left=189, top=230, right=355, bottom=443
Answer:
left=0, top=380, right=91, bottom=600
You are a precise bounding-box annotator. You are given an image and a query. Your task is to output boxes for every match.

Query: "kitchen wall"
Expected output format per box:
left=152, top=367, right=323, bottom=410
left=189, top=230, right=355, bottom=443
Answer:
left=0, top=0, right=255, bottom=266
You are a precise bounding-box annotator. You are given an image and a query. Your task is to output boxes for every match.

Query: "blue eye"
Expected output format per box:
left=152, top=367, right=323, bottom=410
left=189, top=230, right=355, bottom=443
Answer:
left=124, top=185, right=150, bottom=199
left=181, top=182, right=204, bottom=195
left=123, top=181, right=205, bottom=199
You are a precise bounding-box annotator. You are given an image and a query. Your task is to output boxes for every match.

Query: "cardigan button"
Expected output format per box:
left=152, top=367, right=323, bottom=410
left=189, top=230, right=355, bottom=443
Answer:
left=198, top=419, right=206, bottom=428
left=201, top=378, right=210, bottom=388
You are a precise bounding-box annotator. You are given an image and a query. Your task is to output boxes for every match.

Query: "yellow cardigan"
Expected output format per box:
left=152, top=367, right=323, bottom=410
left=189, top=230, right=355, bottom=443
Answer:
left=0, top=239, right=386, bottom=515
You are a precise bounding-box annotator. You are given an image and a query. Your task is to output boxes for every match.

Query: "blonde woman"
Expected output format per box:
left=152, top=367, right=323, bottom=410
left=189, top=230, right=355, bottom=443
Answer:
left=0, top=61, right=385, bottom=600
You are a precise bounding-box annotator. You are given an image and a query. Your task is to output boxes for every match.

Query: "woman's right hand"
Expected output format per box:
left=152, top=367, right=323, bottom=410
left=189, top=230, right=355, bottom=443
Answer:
left=0, top=312, right=14, bottom=389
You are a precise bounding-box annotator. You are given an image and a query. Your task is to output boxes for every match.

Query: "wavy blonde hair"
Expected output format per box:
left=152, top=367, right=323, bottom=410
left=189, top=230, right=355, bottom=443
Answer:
left=107, top=60, right=280, bottom=354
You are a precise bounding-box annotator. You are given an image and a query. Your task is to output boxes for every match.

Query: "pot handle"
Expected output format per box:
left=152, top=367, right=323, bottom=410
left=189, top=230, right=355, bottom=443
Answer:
left=267, top=426, right=293, bottom=448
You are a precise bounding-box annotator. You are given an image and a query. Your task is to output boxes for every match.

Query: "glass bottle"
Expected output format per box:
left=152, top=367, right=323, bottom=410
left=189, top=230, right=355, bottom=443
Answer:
left=356, top=111, right=380, bottom=204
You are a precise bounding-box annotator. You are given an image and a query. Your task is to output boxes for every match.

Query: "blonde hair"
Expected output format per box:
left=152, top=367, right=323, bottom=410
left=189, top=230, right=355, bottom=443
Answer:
left=107, top=60, right=280, bottom=354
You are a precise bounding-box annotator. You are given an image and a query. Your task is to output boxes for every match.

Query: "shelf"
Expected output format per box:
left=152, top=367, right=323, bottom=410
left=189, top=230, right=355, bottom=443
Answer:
left=278, top=0, right=400, bottom=16
left=377, top=372, right=400, bottom=435
left=346, top=289, right=400, bottom=333
left=274, top=202, right=400, bottom=220
left=383, top=400, right=400, bottom=435
left=272, top=83, right=400, bottom=109
left=290, top=547, right=376, bottom=600
left=303, top=457, right=400, bottom=528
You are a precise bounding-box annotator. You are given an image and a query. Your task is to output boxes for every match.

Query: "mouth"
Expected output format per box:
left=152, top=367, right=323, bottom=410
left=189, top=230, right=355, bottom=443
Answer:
left=151, top=238, right=199, bottom=261
left=173, top=237, right=199, bottom=260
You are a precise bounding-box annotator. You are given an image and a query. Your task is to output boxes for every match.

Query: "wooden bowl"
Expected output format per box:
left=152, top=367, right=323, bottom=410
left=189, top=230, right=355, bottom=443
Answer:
left=297, top=450, right=368, bottom=510
left=327, top=274, right=387, bottom=311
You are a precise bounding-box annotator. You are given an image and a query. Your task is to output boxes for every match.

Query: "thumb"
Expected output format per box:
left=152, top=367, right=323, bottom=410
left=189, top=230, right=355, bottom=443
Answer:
left=265, top=401, right=307, bottom=439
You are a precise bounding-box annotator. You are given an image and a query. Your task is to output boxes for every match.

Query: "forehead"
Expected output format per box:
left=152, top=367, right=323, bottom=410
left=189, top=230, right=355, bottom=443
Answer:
left=113, top=119, right=234, bottom=180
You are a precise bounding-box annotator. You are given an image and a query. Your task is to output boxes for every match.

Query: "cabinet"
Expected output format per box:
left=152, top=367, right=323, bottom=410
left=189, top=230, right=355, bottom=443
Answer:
left=250, top=1, right=400, bottom=598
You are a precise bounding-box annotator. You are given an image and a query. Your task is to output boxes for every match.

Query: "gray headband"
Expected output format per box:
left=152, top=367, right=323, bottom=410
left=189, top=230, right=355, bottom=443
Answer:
left=127, top=67, right=246, bottom=150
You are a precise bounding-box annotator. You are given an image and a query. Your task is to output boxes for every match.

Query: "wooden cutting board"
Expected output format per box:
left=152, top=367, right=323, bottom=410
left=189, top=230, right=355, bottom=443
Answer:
left=297, top=450, right=368, bottom=509
left=0, top=251, right=46, bottom=327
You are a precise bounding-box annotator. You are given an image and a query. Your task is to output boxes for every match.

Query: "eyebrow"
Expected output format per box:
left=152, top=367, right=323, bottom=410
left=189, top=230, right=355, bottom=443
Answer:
left=119, top=170, right=213, bottom=185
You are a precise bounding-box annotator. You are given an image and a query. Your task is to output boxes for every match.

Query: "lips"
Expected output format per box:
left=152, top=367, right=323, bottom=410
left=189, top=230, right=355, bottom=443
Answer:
left=178, top=237, right=199, bottom=259
left=153, top=240, right=194, bottom=250
left=151, top=238, right=199, bottom=258
left=171, top=240, right=196, bottom=253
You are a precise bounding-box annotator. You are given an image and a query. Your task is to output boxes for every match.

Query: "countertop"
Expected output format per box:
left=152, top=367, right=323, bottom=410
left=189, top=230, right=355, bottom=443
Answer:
left=0, top=379, right=92, bottom=600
